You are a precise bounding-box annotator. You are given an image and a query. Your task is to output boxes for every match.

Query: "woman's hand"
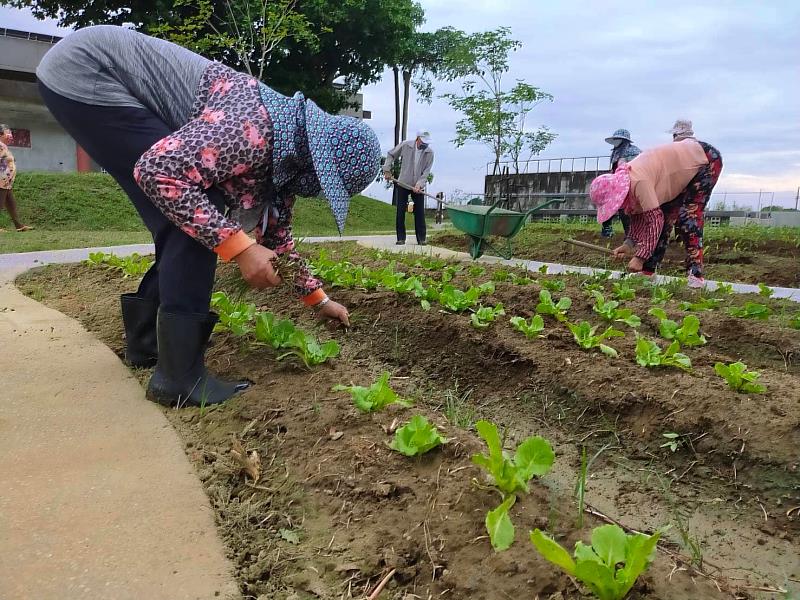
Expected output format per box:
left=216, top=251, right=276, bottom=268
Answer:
left=627, top=257, right=645, bottom=272
left=611, top=244, right=634, bottom=259
left=234, top=244, right=282, bottom=289
left=317, top=300, right=350, bottom=327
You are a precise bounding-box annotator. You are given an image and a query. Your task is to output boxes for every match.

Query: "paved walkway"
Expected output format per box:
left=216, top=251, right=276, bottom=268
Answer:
left=0, top=255, right=239, bottom=599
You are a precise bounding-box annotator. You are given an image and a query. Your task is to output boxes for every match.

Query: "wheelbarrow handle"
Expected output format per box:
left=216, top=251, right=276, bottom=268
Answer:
left=523, top=198, right=566, bottom=217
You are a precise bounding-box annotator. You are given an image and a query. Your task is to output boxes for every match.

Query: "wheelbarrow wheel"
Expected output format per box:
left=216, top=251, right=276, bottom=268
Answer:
left=467, top=235, right=485, bottom=260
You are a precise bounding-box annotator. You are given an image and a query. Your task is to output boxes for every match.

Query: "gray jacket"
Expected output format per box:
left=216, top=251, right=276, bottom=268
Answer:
left=383, top=140, right=434, bottom=189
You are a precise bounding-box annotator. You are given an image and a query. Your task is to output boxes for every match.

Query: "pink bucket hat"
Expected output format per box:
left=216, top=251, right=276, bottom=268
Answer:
left=589, top=164, right=631, bottom=223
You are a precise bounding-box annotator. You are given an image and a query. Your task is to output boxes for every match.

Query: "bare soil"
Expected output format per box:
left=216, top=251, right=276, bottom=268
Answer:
left=16, top=242, right=800, bottom=600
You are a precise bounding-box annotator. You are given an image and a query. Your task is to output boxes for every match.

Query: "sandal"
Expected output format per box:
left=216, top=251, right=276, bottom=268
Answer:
left=16, top=225, right=33, bottom=232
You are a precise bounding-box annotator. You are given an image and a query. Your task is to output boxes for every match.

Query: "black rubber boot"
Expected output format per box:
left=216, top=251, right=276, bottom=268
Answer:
left=120, top=293, right=158, bottom=368
left=146, top=310, right=250, bottom=408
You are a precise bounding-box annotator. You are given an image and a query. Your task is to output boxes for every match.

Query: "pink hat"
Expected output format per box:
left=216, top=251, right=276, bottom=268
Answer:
left=589, top=165, right=631, bottom=223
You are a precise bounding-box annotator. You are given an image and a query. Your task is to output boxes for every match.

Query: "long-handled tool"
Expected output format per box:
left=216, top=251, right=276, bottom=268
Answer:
left=387, top=176, right=443, bottom=202
left=564, top=238, right=615, bottom=255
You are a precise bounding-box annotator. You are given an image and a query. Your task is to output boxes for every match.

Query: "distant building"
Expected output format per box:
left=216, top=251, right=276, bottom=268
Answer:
left=0, top=28, right=96, bottom=171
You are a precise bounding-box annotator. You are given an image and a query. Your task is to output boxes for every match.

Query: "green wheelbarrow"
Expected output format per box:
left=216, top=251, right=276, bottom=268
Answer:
left=447, top=199, right=564, bottom=259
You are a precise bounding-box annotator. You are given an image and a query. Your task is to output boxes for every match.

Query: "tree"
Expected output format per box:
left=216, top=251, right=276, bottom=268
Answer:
left=440, top=27, right=555, bottom=174
left=13, top=0, right=423, bottom=113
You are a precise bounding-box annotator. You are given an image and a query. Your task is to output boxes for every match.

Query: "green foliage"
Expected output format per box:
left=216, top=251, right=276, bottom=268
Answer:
left=679, top=297, right=722, bottom=312
left=611, top=281, right=636, bottom=301
left=647, top=309, right=706, bottom=346
left=438, top=282, right=495, bottom=312
left=757, top=282, right=774, bottom=298
left=635, top=338, right=692, bottom=372
left=649, top=286, right=673, bottom=305
left=541, top=278, right=566, bottom=292
left=471, top=420, right=554, bottom=498
left=333, top=372, right=412, bottom=413
left=492, top=268, right=511, bottom=282
left=536, top=290, right=571, bottom=322
left=790, top=314, right=800, bottom=330
left=86, top=251, right=153, bottom=278
left=253, top=312, right=298, bottom=349
left=592, top=293, right=641, bottom=328
left=660, top=432, right=683, bottom=452
left=390, top=415, right=447, bottom=456
left=714, top=282, right=734, bottom=295
left=211, top=291, right=257, bottom=335
left=510, top=315, right=545, bottom=338
left=567, top=321, right=624, bottom=357
left=277, top=331, right=340, bottom=368
left=727, top=302, right=771, bottom=320
left=486, top=495, right=516, bottom=552
left=468, top=265, right=487, bottom=277
left=714, top=362, right=767, bottom=394
left=530, top=525, right=661, bottom=600
left=470, top=304, right=505, bottom=329
left=439, top=27, right=555, bottom=172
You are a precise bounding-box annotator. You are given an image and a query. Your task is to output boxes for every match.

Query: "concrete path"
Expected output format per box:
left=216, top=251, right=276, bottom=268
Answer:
left=0, top=257, right=239, bottom=598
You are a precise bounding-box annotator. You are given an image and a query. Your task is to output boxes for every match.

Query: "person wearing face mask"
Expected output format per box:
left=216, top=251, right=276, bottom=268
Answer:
left=600, top=129, right=641, bottom=237
left=383, top=131, right=434, bottom=245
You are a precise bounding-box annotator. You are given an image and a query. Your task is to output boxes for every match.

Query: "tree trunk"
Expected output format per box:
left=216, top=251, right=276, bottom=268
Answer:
left=401, top=69, right=412, bottom=142
left=393, top=66, right=401, bottom=147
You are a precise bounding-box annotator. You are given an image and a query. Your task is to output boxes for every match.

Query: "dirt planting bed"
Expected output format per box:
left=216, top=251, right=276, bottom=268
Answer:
left=16, top=242, right=800, bottom=600
left=431, top=225, right=800, bottom=287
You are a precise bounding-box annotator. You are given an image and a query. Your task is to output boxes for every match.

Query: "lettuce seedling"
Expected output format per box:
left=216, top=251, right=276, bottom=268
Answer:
left=790, top=314, right=800, bottom=330
left=536, top=290, right=572, bottom=322
left=486, top=495, right=517, bottom=552
left=492, top=269, right=511, bottom=282
left=333, top=372, right=412, bottom=413
left=649, top=286, right=673, bottom=305
left=757, top=282, right=774, bottom=298
left=471, top=420, right=554, bottom=498
left=592, top=293, right=641, bottom=328
left=510, top=315, right=546, bottom=338
left=679, top=297, right=721, bottom=312
left=714, top=282, right=734, bottom=295
left=611, top=281, right=636, bottom=301
left=390, top=415, right=447, bottom=456
left=471, top=304, right=505, bottom=329
left=277, top=331, right=340, bottom=368
left=211, top=291, right=257, bottom=336
left=541, top=278, right=566, bottom=292
left=648, top=309, right=706, bottom=346
left=253, top=312, right=297, bottom=349
left=567, top=321, right=624, bottom=357
left=727, top=302, right=771, bottom=320
left=635, top=338, right=692, bottom=372
left=714, top=361, right=766, bottom=394
left=530, top=524, right=661, bottom=600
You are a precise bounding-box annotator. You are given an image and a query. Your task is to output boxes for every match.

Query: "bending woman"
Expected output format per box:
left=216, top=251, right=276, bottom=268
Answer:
left=37, top=25, right=380, bottom=407
left=589, top=138, right=722, bottom=288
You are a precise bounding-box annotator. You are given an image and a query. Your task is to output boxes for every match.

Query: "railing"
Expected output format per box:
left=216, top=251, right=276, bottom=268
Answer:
left=0, top=28, right=62, bottom=44
left=487, top=156, right=611, bottom=176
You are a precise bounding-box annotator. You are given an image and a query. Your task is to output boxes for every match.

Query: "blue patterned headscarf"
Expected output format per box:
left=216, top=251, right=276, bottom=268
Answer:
left=258, top=83, right=381, bottom=232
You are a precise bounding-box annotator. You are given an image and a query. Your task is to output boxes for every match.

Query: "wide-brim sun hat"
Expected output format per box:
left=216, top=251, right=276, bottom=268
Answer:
left=604, top=128, right=632, bottom=145
left=589, top=165, right=631, bottom=223
left=305, top=99, right=382, bottom=233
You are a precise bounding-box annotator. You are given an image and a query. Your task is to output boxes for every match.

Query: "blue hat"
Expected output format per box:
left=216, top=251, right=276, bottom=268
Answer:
left=258, top=84, right=381, bottom=233
left=605, top=128, right=632, bottom=144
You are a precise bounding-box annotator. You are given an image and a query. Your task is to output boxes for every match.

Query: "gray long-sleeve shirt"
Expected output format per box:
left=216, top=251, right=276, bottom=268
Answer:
left=383, top=139, right=434, bottom=189
left=37, top=25, right=210, bottom=130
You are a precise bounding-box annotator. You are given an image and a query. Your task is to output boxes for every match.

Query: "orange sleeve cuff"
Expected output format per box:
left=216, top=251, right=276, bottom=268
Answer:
left=214, top=230, right=255, bottom=262
left=301, top=288, right=327, bottom=307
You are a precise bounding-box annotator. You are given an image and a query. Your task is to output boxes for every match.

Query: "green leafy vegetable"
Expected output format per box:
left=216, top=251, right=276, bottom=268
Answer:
left=714, top=361, right=766, bottom=394
left=530, top=525, right=661, bottom=600
left=660, top=432, right=683, bottom=452
left=647, top=309, right=706, bottom=346
left=277, top=331, right=340, bottom=368
left=611, top=281, right=636, bottom=301
left=333, top=372, right=412, bottom=413
left=510, top=315, right=545, bottom=338
left=541, top=278, right=566, bottom=292
left=727, top=302, right=771, bottom=320
left=253, top=312, right=297, bottom=349
left=85, top=251, right=153, bottom=278
left=592, top=293, right=641, bottom=328
left=211, top=291, right=257, bottom=336
left=649, top=286, right=673, bottom=305
left=790, top=314, right=800, bottom=330
left=679, top=297, right=722, bottom=312
left=757, top=282, right=774, bottom=298
left=470, top=304, right=506, bottom=329
left=471, top=420, right=554, bottom=497
left=567, top=321, right=624, bottom=357
left=486, top=495, right=516, bottom=552
left=635, top=338, right=692, bottom=371
left=390, top=415, right=447, bottom=456
left=536, top=290, right=572, bottom=322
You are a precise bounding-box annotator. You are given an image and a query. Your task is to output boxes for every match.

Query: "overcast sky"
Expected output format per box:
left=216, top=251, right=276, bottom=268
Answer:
left=3, top=1, right=798, bottom=208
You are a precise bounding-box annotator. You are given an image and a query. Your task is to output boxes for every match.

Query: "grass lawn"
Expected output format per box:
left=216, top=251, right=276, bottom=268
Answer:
left=1, top=172, right=406, bottom=253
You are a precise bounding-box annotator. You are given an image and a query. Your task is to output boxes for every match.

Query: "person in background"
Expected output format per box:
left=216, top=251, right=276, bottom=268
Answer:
left=668, top=118, right=695, bottom=142
left=37, top=25, right=380, bottom=408
left=383, top=131, right=434, bottom=245
left=589, top=138, right=723, bottom=289
left=0, top=124, right=33, bottom=233
left=600, top=128, right=641, bottom=237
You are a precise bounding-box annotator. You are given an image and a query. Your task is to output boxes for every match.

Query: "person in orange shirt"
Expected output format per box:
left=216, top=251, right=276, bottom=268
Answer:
left=589, top=138, right=722, bottom=288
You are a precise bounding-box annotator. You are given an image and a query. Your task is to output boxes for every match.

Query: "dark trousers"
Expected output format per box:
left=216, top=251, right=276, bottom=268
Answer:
left=39, top=83, right=219, bottom=314
left=395, top=185, right=426, bottom=243
left=601, top=210, right=630, bottom=236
